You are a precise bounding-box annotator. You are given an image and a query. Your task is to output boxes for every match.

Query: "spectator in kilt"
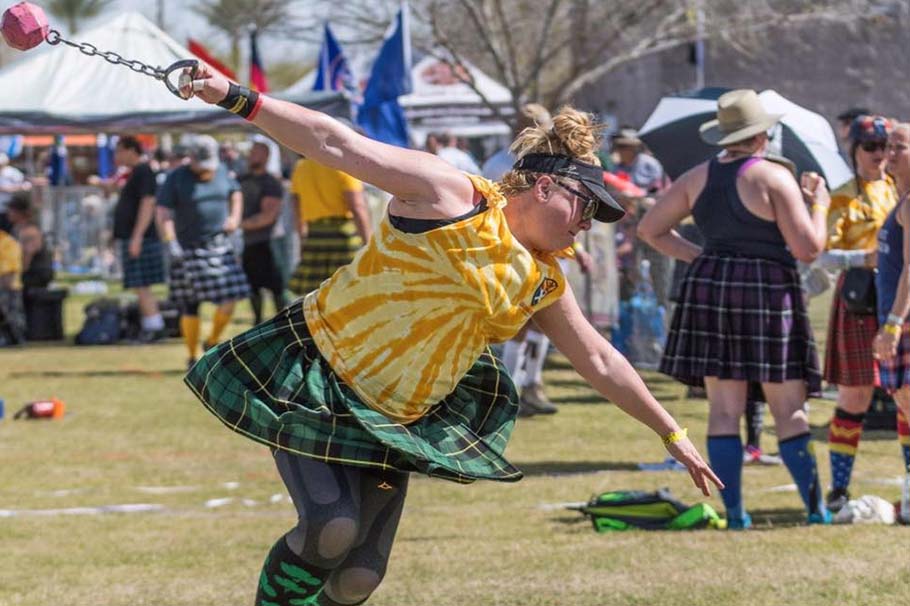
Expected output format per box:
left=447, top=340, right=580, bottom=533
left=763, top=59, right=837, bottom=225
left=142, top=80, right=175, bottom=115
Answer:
left=639, top=89, right=831, bottom=528
left=156, top=135, right=250, bottom=368
left=182, top=64, right=721, bottom=606
left=871, top=122, right=910, bottom=500
left=817, top=115, right=897, bottom=513
left=238, top=140, right=287, bottom=325
left=0, top=225, right=25, bottom=345
left=288, top=153, right=371, bottom=295
left=109, top=136, right=167, bottom=342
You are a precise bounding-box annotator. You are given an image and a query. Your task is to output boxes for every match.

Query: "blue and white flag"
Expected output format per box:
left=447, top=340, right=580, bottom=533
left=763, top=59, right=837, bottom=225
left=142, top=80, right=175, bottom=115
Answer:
left=313, top=23, right=356, bottom=95
left=356, top=3, right=412, bottom=147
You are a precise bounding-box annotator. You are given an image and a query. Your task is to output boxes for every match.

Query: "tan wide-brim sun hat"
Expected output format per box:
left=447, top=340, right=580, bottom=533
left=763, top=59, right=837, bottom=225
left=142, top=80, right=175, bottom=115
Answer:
left=699, top=89, right=783, bottom=146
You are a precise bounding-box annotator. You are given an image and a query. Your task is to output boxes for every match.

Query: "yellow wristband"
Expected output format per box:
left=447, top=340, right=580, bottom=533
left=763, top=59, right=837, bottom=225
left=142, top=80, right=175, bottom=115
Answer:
left=810, top=204, right=828, bottom=214
left=884, top=323, right=902, bottom=337
left=662, top=427, right=688, bottom=446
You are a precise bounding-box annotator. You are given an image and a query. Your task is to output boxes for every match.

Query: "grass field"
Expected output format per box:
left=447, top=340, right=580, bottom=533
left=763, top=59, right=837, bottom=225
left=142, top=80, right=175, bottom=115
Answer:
left=2, top=287, right=909, bottom=606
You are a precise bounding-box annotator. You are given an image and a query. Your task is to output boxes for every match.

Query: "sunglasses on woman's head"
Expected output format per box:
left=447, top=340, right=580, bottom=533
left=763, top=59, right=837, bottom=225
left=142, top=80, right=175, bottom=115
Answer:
left=553, top=179, right=599, bottom=222
left=860, top=141, right=887, bottom=153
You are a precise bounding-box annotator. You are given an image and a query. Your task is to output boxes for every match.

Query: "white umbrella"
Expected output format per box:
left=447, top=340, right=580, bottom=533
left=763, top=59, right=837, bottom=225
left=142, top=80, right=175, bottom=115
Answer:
left=639, top=87, right=852, bottom=189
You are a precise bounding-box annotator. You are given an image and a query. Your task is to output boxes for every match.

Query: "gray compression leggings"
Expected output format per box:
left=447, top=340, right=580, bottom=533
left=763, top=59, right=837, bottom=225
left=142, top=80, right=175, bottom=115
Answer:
left=274, top=450, right=409, bottom=605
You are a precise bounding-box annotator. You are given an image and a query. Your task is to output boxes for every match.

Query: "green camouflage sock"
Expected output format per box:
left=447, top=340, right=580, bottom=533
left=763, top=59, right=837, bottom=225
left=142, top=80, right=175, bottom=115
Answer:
left=256, top=535, right=329, bottom=606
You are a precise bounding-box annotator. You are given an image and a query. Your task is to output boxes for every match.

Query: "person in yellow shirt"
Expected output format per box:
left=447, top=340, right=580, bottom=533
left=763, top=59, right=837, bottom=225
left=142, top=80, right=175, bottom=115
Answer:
left=820, top=115, right=899, bottom=512
left=0, top=227, right=25, bottom=345
left=181, top=66, right=720, bottom=606
left=288, top=154, right=372, bottom=294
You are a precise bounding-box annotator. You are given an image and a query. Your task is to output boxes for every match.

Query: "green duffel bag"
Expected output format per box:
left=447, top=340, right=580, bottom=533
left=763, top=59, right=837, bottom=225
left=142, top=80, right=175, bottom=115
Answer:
left=575, top=488, right=724, bottom=532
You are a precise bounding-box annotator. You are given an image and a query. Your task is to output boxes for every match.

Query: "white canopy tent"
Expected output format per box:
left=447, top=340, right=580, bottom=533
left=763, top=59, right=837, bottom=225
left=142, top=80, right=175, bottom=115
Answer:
left=0, top=12, right=349, bottom=134
left=281, top=52, right=514, bottom=145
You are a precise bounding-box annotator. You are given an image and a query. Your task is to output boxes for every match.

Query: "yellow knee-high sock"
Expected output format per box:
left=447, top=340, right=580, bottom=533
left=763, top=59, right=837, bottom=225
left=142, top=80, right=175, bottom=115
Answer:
left=180, top=316, right=200, bottom=360
left=207, top=308, right=233, bottom=346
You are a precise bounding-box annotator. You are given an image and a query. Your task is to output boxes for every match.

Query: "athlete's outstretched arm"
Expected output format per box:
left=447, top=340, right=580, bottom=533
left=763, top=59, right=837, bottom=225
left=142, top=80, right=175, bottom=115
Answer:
left=533, top=285, right=723, bottom=497
left=183, top=64, right=473, bottom=211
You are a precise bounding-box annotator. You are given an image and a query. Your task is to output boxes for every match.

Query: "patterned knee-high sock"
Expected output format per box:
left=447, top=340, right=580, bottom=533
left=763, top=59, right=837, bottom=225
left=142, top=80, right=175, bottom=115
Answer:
left=779, top=433, right=825, bottom=516
left=898, top=409, right=910, bottom=473
left=828, top=408, right=865, bottom=491
left=707, top=435, right=746, bottom=523
left=256, top=534, right=330, bottom=606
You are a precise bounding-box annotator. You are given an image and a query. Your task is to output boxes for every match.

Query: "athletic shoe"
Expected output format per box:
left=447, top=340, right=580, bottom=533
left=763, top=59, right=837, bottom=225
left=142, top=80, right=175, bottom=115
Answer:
left=742, top=445, right=783, bottom=466
left=727, top=513, right=752, bottom=530
left=517, top=400, right=537, bottom=418
left=826, top=487, right=850, bottom=514
left=137, top=328, right=167, bottom=344
left=808, top=509, right=833, bottom=525
left=520, top=384, right=558, bottom=415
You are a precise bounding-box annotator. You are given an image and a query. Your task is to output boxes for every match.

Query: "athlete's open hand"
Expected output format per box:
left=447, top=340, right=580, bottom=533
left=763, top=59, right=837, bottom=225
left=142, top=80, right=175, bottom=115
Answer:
left=665, top=436, right=724, bottom=497
left=179, top=62, right=230, bottom=105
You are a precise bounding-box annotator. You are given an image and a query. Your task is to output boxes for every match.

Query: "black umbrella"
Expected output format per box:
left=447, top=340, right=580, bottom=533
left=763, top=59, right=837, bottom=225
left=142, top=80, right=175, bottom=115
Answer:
left=639, top=87, right=851, bottom=188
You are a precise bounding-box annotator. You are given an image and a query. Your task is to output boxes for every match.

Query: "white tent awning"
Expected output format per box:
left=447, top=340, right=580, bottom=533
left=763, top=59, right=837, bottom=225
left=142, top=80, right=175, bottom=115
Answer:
left=0, top=12, right=349, bottom=134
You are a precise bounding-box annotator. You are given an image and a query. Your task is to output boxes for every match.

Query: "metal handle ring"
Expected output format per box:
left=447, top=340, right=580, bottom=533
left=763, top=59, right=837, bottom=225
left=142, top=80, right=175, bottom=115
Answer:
left=162, top=59, right=200, bottom=100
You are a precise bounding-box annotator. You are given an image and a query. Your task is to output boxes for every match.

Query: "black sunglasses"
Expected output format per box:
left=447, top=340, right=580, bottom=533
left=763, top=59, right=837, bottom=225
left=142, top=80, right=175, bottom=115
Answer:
left=553, top=179, right=599, bottom=222
left=860, top=141, right=887, bottom=153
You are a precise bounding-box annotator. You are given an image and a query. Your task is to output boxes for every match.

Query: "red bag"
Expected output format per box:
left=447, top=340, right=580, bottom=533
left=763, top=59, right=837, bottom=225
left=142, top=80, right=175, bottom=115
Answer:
left=13, top=398, right=65, bottom=419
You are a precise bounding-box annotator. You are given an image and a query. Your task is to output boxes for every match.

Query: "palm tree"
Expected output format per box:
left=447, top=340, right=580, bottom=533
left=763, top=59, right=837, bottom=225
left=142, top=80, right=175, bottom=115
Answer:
left=192, top=0, right=294, bottom=72
left=47, top=0, right=115, bottom=34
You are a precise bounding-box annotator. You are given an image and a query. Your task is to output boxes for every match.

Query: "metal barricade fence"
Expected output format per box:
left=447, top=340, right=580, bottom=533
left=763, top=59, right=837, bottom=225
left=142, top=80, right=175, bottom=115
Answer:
left=38, top=185, right=118, bottom=278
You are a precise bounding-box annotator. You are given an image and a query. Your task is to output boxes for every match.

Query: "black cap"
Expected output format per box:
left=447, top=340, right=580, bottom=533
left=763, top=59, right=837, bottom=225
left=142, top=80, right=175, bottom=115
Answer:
left=837, top=107, right=871, bottom=122
left=512, top=153, right=625, bottom=223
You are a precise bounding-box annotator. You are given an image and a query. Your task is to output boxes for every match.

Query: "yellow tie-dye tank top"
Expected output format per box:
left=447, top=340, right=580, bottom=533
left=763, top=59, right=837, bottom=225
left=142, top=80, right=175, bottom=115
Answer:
left=303, top=174, right=567, bottom=424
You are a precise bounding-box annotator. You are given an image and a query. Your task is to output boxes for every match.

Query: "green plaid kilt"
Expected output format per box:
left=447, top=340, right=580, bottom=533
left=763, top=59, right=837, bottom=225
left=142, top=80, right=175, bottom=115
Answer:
left=288, top=217, right=362, bottom=295
left=184, top=301, right=522, bottom=484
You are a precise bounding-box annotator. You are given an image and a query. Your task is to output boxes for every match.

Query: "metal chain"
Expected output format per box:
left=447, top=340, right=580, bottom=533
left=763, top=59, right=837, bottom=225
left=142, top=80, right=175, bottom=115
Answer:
left=45, top=29, right=166, bottom=80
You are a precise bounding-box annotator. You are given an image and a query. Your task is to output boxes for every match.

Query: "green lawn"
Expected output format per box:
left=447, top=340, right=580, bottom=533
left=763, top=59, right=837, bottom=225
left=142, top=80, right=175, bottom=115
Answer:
left=1, top=288, right=909, bottom=605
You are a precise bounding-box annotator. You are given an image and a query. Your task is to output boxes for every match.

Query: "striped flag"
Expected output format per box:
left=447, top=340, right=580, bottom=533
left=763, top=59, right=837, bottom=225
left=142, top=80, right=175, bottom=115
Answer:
left=249, top=29, right=269, bottom=93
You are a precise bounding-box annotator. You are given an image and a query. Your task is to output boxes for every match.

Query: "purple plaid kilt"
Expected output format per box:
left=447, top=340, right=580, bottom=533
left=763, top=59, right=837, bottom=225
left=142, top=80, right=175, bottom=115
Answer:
left=660, top=254, right=822, bottom=395
left=823, top=272, right=880, bottom=386
left=169, top=234, right=250, bottom=308
left=878, top=321, right=910, bottom=392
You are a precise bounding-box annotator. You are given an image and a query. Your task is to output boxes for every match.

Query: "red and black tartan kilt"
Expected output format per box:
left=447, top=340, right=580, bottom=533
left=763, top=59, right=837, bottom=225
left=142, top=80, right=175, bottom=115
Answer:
left=824, top=272, right=880, bottom=386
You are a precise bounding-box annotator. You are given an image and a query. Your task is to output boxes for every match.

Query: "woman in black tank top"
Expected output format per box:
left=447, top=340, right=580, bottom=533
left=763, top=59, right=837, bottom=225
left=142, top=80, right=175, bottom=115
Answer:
left=638, top=89, right=834, bottom=527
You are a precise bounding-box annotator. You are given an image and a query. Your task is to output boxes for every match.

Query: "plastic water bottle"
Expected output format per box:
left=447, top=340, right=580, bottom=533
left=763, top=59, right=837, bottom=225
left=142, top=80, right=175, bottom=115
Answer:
left=628, top=259, right=666, bottom=369
left=900, top=469, right=910, bottom=524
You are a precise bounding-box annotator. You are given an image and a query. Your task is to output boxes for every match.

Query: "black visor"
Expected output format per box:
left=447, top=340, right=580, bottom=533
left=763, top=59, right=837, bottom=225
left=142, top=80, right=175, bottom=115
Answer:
left=512, top=153, right=625, bottom=223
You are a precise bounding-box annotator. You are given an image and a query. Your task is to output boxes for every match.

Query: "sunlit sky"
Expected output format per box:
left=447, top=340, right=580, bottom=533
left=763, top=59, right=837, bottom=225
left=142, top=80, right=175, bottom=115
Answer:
left=96, top=0, right=319, bottom=65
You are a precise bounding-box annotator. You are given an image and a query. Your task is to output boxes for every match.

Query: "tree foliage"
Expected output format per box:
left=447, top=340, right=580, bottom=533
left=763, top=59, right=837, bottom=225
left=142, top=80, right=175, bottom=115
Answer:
left=46, top=0, right=115, bottom=34
left=305, top=0, right=889, bottom=129
left=192, top=0, right=295, bottom=70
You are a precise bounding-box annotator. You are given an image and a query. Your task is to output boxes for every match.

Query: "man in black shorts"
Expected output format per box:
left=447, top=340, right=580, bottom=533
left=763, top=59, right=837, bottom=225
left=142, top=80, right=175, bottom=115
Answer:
left=239, top=140, right=287, bottom=324
left=111, top=136, right=166, bottom=341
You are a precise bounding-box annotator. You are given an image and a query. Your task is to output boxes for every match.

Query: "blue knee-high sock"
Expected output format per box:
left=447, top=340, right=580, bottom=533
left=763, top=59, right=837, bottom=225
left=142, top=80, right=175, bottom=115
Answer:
left=707, top=435, right=745, bottom=522
left=779, top=432, right=824, bottom=515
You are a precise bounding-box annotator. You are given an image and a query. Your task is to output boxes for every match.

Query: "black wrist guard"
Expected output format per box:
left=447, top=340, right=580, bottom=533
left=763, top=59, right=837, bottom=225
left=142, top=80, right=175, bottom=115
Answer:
left=217, top=82, right=261, bottom=120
